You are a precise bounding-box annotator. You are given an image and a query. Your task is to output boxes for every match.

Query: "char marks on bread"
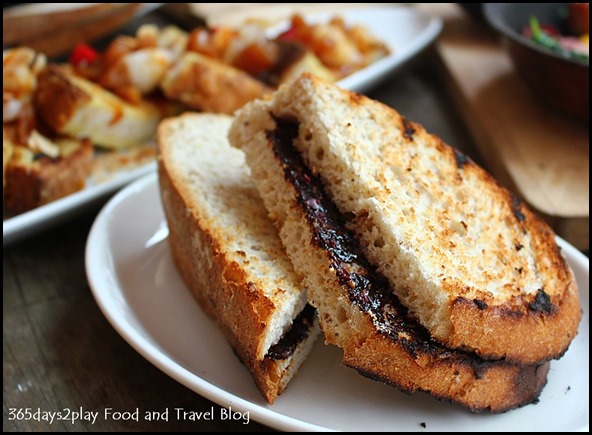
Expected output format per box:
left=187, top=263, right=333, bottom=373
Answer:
left=230, top=73, right=581, bottom=365
left=228, top=74, right=585, bottom=412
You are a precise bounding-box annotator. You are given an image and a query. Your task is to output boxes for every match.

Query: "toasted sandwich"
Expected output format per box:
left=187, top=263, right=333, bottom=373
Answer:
left=228, top=74, right=582, bottom=411
left=229, top=73, right=580, bottom=365
left=157, top=113, right=319, bottom=404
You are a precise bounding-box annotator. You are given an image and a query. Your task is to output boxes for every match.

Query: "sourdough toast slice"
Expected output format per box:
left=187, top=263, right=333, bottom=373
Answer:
left=229, top=108, right=550, bottom=413
left=161, top=52, right=272, bottom=114
left=157, top=113, right=319, bottom=404
left=230, top=74, right=580, bottom=365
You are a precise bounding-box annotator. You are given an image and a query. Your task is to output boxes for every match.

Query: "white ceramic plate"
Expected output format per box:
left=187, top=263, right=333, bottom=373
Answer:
left=86, top=174, right=589, bottom=432
left=3, top=162, right=155, bottom=246
left=303, top=6, right=442, bottom=93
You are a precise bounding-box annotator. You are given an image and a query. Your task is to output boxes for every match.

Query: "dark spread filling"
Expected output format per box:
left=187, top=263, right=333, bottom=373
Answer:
left=267, top=304, right=316, bottom=361
left=473, top=299, right=488, bottom=310
left=266, top=116, right=501, bottom=370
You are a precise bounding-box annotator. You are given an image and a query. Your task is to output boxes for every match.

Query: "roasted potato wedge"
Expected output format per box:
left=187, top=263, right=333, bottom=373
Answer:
left=34, top=65, right=160, bottom=149
left=161, top=52, right=271, bottom=114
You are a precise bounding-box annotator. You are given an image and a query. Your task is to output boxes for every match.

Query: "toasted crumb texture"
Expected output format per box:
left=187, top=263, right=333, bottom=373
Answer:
left=230, top=102, right=550, bottom=413
left=158, top=113, right=318, bottom=403
left=230, top=74, right=581, bottom=364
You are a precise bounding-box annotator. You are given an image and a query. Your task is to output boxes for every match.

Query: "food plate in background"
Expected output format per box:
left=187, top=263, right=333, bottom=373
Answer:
left=86, top=174, right=589, bottom=432
left=3, top=6, right=441, bottom=246
left=279, top=6, right=443, bottom=93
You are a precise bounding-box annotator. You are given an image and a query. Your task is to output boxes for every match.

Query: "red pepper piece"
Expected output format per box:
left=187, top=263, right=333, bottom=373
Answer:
left=69, top=43, right=99, bottom=66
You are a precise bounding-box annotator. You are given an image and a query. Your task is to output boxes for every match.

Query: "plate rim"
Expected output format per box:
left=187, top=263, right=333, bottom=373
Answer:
left=3, top=161, right=156, bottom=247
left=335, top=6, right=443, bottom=93
left=86, top=173, right=589, bottom=432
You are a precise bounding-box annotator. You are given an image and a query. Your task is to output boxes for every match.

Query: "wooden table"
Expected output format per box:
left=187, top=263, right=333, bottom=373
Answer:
left=3, top=6, right=587, bottom=432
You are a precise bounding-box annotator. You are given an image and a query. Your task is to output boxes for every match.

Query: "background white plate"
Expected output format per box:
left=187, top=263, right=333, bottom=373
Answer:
left=3, top=6, right=440, bottom=247
left=86, top=174, right=589, bottom=432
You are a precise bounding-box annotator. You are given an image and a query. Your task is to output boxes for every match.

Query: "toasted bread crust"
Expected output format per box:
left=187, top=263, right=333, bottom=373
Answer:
left=161, top=52, right=271, bottom=114
left=157, top=113, right=317, bottom=403
left=229, top=105, right=551, bottom=412
left=162, top=171, right=281, bottom=401
left=3, top=138, right=93, bottom=213
left=231, top=74, right=581, bottom=364
left=347, top=336, right=549, bottom=413
left=442, top=143, right=581, bottom=360
left=163, top=179, right=274, bottom=363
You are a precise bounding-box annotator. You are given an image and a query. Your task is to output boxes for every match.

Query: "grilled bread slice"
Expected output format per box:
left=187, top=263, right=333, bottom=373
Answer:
left=229, top=74, right=581, bottom=365
left=157, top=113, right=319, bottom=404
left=229, top=100, right=551, bottom=413
left=161, top=52, right=272, bottom=115
left=3, top=126, right=93, bottom=213
left=34, top=65, right=160, bottom=149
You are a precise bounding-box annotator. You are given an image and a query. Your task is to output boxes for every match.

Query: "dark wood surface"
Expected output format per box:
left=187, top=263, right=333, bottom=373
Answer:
left=2, top=6, right=522, bottom=430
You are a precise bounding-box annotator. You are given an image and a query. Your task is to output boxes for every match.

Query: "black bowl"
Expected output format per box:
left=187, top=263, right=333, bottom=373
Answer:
left=484, top=3, right=589, bottom=120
